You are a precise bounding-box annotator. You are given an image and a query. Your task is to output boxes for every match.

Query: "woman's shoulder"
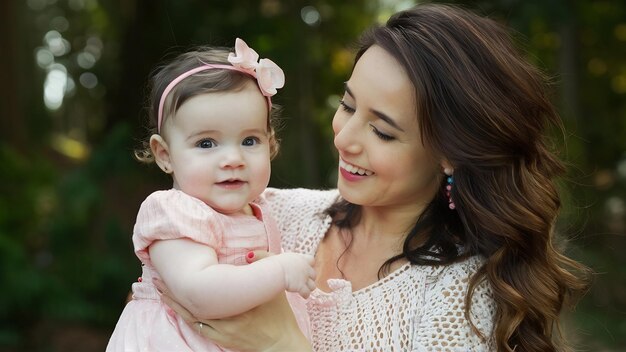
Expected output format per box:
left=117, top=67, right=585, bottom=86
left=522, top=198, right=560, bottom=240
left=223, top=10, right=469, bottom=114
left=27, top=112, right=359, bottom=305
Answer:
left=423, top=255, right=486, bottom=286
left=417, top=255, right=496, bottom=348
left=420, top=255, right=493, bottom=311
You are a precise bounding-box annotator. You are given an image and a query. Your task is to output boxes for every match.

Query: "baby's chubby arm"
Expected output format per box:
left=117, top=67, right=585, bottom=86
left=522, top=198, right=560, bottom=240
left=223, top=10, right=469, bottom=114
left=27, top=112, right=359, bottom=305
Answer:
left=150, top=238, right=315, bottom=320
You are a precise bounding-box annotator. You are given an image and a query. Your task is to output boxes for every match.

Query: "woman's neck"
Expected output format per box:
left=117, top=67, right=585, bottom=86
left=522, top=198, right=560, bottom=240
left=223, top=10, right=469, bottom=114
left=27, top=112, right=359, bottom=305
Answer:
left=315, top=201, right=430, bottom=292
left=356, top=202, right=426, bottom=241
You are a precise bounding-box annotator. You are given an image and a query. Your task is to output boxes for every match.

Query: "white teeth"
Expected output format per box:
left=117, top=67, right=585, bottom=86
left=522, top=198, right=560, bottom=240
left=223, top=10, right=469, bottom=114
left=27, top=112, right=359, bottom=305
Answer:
left=339, top=159, right=373, bottom=176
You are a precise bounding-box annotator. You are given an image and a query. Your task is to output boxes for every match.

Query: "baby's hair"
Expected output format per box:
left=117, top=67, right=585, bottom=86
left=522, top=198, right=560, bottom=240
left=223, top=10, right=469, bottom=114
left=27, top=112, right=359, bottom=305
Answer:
left=135, top=46, right=281, bottom=163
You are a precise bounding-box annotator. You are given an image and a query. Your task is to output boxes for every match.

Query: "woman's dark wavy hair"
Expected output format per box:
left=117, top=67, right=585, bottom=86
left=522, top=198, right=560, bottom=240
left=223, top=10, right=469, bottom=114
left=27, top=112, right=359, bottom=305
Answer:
left=326, top=3, right=591, bottom=351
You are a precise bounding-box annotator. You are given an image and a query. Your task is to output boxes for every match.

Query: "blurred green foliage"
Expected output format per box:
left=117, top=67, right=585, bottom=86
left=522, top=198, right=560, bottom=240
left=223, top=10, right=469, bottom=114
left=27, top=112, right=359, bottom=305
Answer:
left=1, top=0, right=625, bottom=350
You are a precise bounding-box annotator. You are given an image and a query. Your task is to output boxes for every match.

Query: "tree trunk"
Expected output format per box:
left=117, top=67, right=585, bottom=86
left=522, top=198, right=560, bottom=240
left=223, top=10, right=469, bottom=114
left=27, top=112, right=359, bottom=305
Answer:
left=0, top=0, right=24, bottom=151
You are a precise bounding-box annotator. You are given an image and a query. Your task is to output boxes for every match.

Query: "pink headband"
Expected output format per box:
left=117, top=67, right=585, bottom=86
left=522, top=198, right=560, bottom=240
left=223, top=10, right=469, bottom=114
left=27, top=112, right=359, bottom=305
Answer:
left=157, top=38, right=285, bottom=133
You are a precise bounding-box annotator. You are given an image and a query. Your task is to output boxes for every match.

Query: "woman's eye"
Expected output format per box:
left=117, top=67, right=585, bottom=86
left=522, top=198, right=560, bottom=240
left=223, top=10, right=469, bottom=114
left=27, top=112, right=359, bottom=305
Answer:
left=370, top=125, right=394, bottom=141
left=242, top=137, right=260, bottom=146
left=339, top=100, right=356, bottom=113
left=197, top=139, right=215, bottom=148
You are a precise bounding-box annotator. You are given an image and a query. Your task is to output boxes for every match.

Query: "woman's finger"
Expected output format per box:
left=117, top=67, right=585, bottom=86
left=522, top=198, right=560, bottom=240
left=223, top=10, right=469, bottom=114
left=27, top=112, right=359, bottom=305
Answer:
left=195, top=292, right=307, bottom=350
left=196, top=321, right=219, bottom=339
left=157, top=287, right=196, bottom=323
left=152, top=277, right=167, bottom=295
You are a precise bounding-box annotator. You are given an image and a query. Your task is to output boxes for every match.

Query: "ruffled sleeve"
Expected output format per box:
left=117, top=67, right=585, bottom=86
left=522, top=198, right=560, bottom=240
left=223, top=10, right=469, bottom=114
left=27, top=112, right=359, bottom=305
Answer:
left=132, top=189, right=223, bottom=266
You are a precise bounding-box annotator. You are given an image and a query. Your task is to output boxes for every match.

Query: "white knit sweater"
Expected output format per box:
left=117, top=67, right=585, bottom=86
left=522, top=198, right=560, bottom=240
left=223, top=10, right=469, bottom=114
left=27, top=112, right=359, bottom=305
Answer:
left=259, top=187, right=497, bottom=351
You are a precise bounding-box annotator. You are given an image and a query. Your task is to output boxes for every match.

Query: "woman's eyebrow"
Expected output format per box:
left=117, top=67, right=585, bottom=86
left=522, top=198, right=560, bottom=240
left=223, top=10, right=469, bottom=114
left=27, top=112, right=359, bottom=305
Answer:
left=344, top=82, right=405, bottom=132
left=371, top=109, right=404, bottom=132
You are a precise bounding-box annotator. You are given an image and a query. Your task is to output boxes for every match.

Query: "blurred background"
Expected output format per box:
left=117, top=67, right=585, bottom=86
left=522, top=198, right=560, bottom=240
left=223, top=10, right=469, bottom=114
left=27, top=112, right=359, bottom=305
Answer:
left=1, top=0, right=625, bottom=350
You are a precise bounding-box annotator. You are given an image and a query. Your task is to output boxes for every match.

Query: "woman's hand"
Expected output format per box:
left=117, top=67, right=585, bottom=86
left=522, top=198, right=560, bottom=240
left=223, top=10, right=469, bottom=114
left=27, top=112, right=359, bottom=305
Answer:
left=154, top=250, right=312, bottom=352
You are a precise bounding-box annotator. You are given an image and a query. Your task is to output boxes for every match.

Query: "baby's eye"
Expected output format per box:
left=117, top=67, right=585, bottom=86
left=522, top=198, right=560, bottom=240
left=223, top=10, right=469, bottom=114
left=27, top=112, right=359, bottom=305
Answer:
left=197, top=139, right=215, bottom=148
left=242, top=137, right=260, bottom=146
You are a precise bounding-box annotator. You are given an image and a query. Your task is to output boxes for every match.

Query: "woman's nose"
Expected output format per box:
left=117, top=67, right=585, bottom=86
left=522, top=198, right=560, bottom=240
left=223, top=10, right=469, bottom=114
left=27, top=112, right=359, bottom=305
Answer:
left=333, top=114, right=362, bottom=155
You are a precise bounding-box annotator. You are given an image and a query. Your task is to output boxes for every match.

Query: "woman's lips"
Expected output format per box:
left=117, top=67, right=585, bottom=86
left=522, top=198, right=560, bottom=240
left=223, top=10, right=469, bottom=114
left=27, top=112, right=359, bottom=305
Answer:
left=339, top=167, right=367, bottom=182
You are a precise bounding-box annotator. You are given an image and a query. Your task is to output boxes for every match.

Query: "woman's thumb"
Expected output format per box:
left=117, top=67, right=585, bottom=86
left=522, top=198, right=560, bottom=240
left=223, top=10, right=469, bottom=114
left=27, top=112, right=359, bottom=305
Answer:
left=245, top=250, right=272, bottom=263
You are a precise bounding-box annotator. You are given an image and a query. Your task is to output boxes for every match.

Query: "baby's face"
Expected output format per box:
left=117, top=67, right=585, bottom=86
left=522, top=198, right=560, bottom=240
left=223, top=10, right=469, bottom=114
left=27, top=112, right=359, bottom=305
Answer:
left=163, top=82, right=271, bottom=215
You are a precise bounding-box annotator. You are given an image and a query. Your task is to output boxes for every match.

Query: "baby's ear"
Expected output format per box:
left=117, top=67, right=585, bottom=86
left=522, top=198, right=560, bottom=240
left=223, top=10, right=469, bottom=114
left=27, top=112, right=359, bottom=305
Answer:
left=150, top=134, right=172, bottom=174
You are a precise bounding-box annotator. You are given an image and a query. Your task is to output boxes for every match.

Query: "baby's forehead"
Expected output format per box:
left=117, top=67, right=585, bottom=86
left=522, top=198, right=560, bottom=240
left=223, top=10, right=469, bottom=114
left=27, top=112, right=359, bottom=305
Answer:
left=166, top=92, right=268, bottom=132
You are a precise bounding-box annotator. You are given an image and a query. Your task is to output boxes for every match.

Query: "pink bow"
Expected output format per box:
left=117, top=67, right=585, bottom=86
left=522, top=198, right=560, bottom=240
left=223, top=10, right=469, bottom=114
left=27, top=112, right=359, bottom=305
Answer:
left=228, top=38, right=285, bottom=97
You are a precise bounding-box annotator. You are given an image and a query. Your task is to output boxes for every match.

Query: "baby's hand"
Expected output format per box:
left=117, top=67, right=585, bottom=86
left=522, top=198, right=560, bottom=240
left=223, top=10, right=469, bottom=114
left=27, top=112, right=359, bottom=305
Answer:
left=267, top=253, right=316, bottom=298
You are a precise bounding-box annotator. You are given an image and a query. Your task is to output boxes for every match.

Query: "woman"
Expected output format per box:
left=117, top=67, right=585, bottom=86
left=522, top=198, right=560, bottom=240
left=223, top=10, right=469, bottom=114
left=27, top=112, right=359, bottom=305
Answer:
left=158, top=3, right=591, bottom=351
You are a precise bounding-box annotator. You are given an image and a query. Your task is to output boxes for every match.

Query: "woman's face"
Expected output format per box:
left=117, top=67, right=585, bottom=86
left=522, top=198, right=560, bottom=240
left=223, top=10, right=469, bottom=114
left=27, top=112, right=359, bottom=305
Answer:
left=332, top=45, right=442, bottom=212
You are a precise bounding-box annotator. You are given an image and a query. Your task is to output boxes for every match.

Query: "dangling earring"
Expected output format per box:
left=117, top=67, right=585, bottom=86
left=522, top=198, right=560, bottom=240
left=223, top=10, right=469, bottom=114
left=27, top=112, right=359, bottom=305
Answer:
left=444, top=168, right=455, bottom=210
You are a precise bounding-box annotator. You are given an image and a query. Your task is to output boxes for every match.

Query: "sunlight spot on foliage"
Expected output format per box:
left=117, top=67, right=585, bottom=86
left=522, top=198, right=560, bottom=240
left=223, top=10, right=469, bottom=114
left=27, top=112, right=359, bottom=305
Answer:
left=331, top=48, right=353, bottom=74
left=301, top=6, right=321, bottom=26
left=44, top=64, right=67, bottom=110
left=377, top=0, right=417, bottom=23
left=51, top=133, right=90, bottom=160
left=611, top=74, right=626, bottom=94
left=44, top=30, right=71, bottom=57
left=539, top=32, right=560, bottom=49
left=79, top=72, right=98, bottom=89
left=50, top=16, right=69, bottom=32
left=68, top=0, right=97, bottom=11
left=605, top=197, right=625, bottom=219
left=605, top=195, right=625, bottom=237
left=326, top=94, right=341, bottom=110
left=36, top=189, right=56, bottom=217
left=260, top=0, right=281, bottom=17
left=618, top=156, right=626, bottom=179
left=27, top=0, right=47, bottom=10
left=594, top=169, right=616, bottom=190
left=614, top=24, right=626, bottom=41
left=36, top=47, right=54, bottom=68
left=68, top=0, right=85, bottom=11
left=85, top=36, right=103, bottom=60
left=77, top=52, right=96, bottom=69
left=376, top=10, right=393, bottom=24
left=66, top=76, right=76, bottom=97
left=588, top=58, right=607, bottom=76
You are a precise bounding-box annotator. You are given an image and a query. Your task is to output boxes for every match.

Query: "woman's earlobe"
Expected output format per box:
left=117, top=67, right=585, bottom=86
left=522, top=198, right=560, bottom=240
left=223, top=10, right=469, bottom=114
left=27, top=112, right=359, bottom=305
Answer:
left=441, top=160, right=454, bottom=175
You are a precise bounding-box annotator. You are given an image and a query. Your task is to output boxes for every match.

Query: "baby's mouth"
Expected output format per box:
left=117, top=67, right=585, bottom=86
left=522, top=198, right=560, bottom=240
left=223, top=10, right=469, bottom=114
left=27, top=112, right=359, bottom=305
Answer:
left=217, top=179, right=246, bottom=187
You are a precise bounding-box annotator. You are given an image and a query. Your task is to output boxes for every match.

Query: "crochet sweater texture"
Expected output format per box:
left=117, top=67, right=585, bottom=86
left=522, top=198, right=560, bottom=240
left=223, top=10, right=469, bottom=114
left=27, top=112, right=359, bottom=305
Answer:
left=260, top=187, right=496, bottom=351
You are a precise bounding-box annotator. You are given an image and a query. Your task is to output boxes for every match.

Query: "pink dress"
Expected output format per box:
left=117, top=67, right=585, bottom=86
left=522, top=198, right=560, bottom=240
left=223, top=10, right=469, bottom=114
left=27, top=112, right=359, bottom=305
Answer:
left=106, top=189, right=310, bottom=351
